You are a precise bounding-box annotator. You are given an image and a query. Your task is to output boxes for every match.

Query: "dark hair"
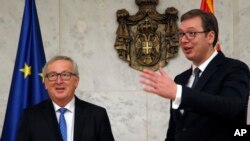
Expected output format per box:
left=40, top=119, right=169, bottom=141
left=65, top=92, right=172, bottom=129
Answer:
left=181, top=9, right=219, bottom=47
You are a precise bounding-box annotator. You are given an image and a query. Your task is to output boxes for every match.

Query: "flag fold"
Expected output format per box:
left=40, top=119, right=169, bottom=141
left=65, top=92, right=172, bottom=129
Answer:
left=1, top=0, right=48, bottom=140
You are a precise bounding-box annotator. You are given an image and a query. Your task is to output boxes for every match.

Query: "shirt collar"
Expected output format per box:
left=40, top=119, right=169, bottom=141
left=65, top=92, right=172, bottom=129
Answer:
left=53, top=96, right=75, bottom=113
left=192, top=50, right=218, bottom=73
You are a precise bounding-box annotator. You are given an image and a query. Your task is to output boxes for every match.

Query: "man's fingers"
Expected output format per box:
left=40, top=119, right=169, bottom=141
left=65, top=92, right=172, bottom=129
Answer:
left=140, top=77, right=156, bottom=88
left=140, top=72, right=158, bottom=83
left=143, top=86, right=158, bottom=94
left=159, top=68, right=168, bottom=77
left=142, top=68, right=154, bottom=73
left=142, top=69, right=157, bottom=76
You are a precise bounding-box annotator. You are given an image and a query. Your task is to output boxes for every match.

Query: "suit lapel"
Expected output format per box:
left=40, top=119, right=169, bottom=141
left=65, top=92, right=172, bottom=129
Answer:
left=74, top=97, right=88, bottom=141
left=41, top=100, right=63, bottom=141
left=195, top=52, right=225, bottom=90
left=176, top=68, right=192, bottom=86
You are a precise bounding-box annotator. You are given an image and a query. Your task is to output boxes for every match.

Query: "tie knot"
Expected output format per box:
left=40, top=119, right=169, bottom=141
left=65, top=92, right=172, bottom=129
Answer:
left=59, top=108, right=67, bottom=114
left=194, top=68, right=201, bottom=77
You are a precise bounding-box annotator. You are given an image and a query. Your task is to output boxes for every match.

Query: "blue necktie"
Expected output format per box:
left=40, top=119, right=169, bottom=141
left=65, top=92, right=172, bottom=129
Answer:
left=59, top=108, right=67, bottom=141
left=192, top=68, right=201, bottom=88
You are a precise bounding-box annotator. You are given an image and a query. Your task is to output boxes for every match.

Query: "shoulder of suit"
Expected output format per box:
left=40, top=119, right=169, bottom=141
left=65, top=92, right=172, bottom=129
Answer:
left=21, top=99, right=51, bottom=114
left=175, top=68, right=192, bottom=78
left=222, top=56, right=249, bottom=70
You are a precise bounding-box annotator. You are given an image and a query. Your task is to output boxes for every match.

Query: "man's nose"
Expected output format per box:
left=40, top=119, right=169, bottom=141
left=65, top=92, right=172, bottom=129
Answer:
left=179, top=35, right=189, bottom=43
left=56, top=75, right=63, bottom=83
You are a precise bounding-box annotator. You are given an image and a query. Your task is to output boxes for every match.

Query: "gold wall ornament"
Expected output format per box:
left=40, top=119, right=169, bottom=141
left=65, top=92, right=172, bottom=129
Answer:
left=114, top=0, right=179, bottom=71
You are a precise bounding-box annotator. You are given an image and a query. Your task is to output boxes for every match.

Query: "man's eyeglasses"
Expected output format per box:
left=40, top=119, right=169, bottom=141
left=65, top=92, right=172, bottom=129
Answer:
left=177, top=31, right=208, bottom=40
left=45, top=72, right=77, bottom=81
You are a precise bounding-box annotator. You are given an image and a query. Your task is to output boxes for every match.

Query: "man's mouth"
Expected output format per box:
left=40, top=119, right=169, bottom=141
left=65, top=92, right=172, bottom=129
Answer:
left=55, top=87, right=65, bottom=93
left=183, top=47, right=193, bottom=54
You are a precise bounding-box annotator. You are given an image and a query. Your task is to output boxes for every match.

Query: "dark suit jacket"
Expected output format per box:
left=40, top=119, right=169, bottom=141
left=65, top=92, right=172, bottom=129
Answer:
left=17, top=96, right=115, bottom=141
left=166, top=52, right=250, bottom=141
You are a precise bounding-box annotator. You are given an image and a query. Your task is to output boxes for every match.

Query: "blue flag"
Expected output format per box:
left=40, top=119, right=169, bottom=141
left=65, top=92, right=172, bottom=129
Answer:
left=1, top=0, right=49, bottom=140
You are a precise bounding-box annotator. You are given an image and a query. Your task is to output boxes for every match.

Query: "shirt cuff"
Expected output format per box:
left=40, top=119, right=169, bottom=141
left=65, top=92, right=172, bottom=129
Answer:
left=172, top=84, right=182, bottom=109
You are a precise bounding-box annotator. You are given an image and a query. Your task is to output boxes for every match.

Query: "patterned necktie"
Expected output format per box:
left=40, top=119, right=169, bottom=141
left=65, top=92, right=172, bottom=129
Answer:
left=59, top=108, right=67, bottom=141
left=192, top=68, right=201, bottom=88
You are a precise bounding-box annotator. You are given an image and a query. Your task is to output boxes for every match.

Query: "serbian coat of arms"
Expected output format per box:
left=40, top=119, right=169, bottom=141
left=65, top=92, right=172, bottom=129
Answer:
left=114, top=0, right=179, bottom=71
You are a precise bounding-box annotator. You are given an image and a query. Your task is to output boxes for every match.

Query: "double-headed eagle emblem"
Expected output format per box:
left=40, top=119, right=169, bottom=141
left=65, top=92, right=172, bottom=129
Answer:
left=114, top=0, right=179, bottom=71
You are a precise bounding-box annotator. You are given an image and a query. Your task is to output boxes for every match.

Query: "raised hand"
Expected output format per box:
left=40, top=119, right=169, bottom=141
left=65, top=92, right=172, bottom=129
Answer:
left=139, top=68, right=177, bottom=99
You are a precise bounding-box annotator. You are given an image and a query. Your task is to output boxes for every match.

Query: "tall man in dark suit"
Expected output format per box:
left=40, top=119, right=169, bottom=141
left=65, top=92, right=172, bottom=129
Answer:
left=139, top=9, right=250, bottom=141
left=17, top=55, right=115, bottom=141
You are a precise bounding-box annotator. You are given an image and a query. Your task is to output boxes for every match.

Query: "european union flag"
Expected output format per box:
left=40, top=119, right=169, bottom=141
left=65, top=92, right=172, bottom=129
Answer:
left=1, top=0, right=49, bottom=140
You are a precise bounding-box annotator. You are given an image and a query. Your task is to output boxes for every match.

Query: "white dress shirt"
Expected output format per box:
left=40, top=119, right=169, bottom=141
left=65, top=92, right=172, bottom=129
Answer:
left=53, top=97, right=75, bottom=141
left=172, top=51, right=218, bottom=109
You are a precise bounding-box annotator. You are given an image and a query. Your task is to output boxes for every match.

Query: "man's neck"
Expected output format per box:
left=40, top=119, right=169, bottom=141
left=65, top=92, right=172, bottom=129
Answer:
left=193, top=48, right=216, bottom=66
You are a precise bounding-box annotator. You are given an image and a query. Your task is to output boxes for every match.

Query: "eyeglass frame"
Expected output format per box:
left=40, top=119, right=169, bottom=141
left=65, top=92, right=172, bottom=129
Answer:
left=177, top=31, right=208, bottom=40
left=45, top=71, right=77, bottom=81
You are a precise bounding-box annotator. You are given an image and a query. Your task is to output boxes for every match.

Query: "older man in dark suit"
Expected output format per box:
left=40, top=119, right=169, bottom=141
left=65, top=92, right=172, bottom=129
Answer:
left=139, top=9, right=250, bottom=141
left=17, top=55, right=114, bottom=141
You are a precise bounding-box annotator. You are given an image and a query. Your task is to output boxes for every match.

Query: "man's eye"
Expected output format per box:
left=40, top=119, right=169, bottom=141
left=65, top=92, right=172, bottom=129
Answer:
left=188, top=32, right=196, bottom=36
left=178, top=32, right=185, bottom=36
left=50, top=74, right=56, bottom=77
left=62, top=73, right=69, bottom=77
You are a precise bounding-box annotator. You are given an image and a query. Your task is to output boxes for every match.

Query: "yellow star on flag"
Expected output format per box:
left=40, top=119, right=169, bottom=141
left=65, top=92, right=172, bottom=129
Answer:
left=20, top=63, right=31, bottom=78
left=39, top=72, right=45, bottom=83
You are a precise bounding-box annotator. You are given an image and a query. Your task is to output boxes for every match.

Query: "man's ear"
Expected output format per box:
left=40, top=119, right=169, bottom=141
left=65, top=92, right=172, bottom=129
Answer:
left=75, top=77, right=80, bottom=88
left=207, top=31, right=215, bottom=45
